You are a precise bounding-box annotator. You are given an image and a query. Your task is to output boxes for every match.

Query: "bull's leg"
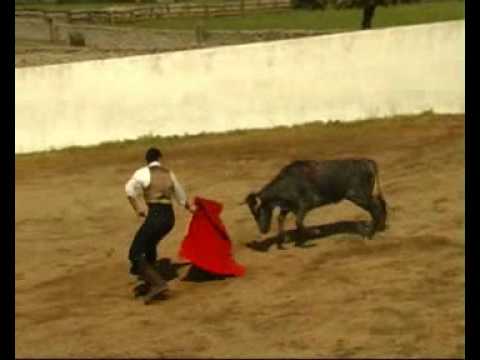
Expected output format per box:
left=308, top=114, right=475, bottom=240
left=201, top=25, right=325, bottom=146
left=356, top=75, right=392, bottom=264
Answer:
left=346, top=191, right=378, bottom=239
left=294, top=207, right=308, bottom=246
left=352, top=186, right=387, bottom=235
left=276, top=209, right=289, bottom=249
left=366, top=200, right=381, bottom=237
left=372, top=195, right=387, bottom=231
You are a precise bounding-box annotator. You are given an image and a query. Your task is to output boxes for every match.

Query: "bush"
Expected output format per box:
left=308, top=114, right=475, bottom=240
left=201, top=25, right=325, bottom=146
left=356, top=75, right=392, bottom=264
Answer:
left=68, top=31, right=86, bottom=46
left=291, top=0, right=327, bottom=10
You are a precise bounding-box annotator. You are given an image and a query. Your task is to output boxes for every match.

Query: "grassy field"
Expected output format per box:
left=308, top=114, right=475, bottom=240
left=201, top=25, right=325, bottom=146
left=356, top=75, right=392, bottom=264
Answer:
left=15, top=0, right=219, bottom=10
left=15, top=1, right=464, bottom=31
left=128, top=1, right=464, bottom=31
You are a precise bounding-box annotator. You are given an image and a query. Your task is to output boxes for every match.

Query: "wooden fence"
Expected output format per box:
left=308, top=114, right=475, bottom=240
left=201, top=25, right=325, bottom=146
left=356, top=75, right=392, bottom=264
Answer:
left=15, top=0, right=292, bottom=24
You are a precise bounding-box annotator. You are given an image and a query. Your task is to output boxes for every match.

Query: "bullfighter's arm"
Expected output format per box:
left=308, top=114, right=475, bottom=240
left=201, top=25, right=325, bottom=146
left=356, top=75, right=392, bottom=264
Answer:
left=170, top=171, right=195, bottom=213
left=125, top=170, right=147, bottom=218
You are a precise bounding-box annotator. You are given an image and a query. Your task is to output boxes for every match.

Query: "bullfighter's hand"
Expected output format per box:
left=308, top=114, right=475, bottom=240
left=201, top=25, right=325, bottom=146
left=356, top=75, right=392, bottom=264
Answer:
left=187, top=203, right=197, bottom=213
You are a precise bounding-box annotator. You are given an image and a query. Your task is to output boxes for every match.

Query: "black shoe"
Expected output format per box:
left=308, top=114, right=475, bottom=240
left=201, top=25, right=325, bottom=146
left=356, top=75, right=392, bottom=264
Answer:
left=137, top=258, right=169, bottom=305
left=133, top=282, right=151, bottom=298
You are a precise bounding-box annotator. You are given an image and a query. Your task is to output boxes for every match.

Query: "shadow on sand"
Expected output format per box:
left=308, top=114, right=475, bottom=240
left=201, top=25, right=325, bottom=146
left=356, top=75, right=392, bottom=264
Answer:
left=153, top=258, right=190, bottom=281
left=182, top=266, right=235, bottom=282
left=246, top=220, right=371, bottom=252
left=153, top=258, right=233, bottom=283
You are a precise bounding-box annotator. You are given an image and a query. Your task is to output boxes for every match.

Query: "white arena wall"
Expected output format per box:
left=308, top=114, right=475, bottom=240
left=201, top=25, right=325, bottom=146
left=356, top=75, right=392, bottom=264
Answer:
left=15, top=20, right=465, bottom=154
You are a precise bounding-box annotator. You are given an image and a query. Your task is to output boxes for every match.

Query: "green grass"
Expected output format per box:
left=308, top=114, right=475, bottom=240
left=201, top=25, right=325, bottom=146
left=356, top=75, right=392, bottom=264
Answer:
left=15, top=1, right=465, bottom=31
left=16, top=111, right=443, bottom=158
left=129, top=1, right=464, bottom=31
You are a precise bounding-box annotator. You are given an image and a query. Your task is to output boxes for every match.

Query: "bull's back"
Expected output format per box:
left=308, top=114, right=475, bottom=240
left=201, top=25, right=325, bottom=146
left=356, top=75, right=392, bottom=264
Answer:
left=280, top=159, right=374, bottom=200
left=260, top=158, right=375, bottom=199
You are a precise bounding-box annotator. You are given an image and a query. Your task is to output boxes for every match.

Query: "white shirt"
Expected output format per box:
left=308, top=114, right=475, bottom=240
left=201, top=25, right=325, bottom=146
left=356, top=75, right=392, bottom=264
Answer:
left=125, top=161, right=188, bottom=206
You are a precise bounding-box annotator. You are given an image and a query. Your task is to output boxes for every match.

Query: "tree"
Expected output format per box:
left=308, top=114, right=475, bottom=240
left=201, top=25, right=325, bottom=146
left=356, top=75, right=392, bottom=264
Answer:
left=361, top=0, right=379, bottom=29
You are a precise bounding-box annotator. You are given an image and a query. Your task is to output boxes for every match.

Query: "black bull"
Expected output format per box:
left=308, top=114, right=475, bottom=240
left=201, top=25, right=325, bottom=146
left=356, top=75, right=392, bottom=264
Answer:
left=243, top=159, right=387, bottom=249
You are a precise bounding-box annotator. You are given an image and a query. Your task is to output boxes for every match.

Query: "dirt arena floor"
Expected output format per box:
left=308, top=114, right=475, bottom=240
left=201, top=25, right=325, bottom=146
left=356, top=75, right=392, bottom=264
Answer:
left=15, top=113, right=465, bottom=358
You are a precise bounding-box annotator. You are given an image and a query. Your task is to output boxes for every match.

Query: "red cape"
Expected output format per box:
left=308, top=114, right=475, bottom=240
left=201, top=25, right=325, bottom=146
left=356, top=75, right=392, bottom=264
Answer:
left=179, top=197, right=246, bottom=276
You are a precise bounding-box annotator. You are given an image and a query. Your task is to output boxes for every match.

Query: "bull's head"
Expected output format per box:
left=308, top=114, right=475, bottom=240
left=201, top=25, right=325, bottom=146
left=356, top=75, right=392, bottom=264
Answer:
left=244, top=192, right=273, bottom=234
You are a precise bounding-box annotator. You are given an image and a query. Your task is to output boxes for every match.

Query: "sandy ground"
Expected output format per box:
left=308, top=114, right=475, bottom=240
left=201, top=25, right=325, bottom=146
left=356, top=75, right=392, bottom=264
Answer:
left=15, top=113, right=464, bottom=358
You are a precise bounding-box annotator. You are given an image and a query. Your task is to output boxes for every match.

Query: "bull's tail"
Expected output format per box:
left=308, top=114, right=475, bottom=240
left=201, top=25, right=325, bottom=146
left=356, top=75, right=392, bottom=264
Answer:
left=368, top=159, right=383, bottom=199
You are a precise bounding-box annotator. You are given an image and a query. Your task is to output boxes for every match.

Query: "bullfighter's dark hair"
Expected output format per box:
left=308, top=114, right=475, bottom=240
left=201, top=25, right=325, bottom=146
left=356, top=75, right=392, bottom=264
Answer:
left=145, top=147, right=163, bottom=163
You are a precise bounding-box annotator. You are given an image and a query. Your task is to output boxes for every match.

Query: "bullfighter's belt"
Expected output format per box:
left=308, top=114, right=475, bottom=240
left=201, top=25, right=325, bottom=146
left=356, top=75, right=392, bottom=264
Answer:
left=147, top=198, right=172, bottom=205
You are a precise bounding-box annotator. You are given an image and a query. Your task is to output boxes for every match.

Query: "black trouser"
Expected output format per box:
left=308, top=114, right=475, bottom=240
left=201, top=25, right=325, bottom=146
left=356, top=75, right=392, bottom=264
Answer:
left=128, top=203, right=175, bottom=276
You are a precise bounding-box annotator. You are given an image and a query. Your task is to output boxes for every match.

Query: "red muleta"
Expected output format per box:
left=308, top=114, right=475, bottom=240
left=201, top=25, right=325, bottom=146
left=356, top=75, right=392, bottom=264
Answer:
left=179, top=197, right=246, bottom=277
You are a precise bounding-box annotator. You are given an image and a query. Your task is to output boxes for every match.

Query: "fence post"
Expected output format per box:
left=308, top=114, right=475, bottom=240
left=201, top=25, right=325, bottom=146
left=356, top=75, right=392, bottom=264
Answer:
left=240, top=0, right=245, bottom=16
left=46, top=16, right=55, bottom=42
left=195, top=23, right=204, bottom=45
left=203, top=4, right=209, bottom=18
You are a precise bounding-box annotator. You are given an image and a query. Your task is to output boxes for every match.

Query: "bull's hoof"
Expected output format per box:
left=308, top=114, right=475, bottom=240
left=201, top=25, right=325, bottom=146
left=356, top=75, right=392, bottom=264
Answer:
left=295, top=241, right=315, bottom=248
left=294, top=238, right=307, bottom=247
left=366, top=226, right=376, bottom=240
left=276, top=244, right=287, bottom=250
left=376, top=223, right=388, bottom=232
